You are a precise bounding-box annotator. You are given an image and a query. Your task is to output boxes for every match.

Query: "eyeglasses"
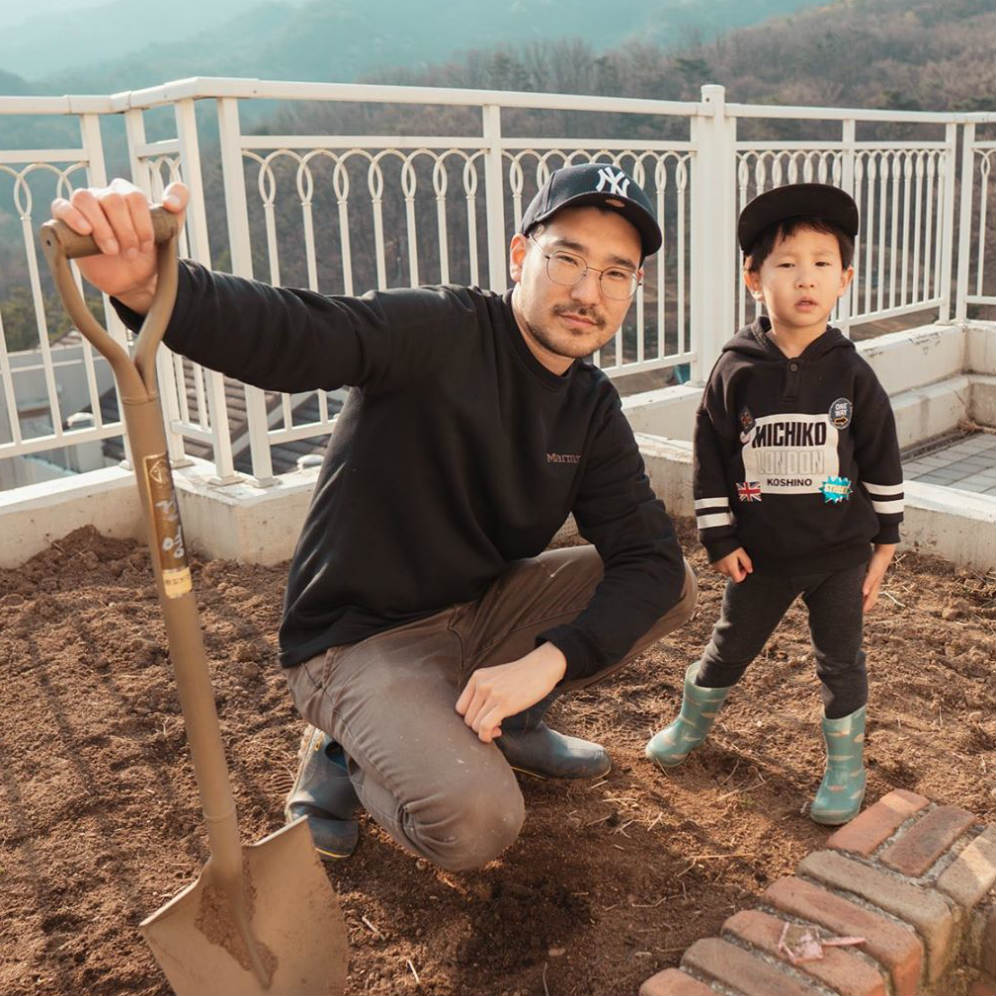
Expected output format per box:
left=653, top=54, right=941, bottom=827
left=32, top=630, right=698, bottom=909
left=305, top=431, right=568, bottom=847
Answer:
left=528, top=236, right=640, bottom=301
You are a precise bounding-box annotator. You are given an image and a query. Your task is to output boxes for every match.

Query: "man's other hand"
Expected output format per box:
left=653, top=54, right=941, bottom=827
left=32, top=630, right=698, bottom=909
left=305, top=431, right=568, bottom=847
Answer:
left=456, top=642, right=568, bottom=743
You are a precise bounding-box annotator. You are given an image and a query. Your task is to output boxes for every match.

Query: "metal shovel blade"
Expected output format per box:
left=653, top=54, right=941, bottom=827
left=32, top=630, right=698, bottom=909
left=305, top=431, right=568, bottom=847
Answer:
left=141, top=818, right=347, bottom=996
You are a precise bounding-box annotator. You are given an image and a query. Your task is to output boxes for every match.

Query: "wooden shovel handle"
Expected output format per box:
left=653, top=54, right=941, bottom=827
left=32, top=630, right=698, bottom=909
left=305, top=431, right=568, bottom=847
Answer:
left=40, top=204, right=180, bottom=259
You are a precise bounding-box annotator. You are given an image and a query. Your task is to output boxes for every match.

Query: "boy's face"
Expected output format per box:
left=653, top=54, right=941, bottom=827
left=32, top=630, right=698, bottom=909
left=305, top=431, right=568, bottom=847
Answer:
left=744, top=225, right=854, bottom=338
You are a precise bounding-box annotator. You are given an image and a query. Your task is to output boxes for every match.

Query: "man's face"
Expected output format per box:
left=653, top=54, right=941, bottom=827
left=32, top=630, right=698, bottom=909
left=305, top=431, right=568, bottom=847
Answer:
left=744, top=225, right=853, bottom=338
left=509, top=205, right=643, bottom=375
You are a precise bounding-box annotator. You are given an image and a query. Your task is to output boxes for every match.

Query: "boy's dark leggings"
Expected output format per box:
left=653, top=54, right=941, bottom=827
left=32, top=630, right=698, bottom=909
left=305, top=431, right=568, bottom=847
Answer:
left=695, top=561, right=868, bottom=718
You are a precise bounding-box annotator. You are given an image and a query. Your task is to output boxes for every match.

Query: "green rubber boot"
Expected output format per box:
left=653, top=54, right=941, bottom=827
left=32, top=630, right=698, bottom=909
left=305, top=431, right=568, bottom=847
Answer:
left=645, top=664, right=733, bottom=769
left=810, top=706, right=867, bottom=826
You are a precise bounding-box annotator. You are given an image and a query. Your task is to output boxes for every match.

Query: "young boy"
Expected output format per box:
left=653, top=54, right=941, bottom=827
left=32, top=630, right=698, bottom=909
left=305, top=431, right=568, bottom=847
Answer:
left=646, top=183, right=904, bottom=825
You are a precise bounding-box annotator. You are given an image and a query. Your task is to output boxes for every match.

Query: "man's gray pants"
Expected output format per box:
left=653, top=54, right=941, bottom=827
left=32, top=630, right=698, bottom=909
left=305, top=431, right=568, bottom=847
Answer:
left=286, top=545, right=696, bottom=871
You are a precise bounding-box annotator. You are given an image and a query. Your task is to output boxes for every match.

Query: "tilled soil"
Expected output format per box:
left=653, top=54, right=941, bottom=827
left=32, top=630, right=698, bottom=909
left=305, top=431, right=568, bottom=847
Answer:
left=1, top=521, right=993, bottom=996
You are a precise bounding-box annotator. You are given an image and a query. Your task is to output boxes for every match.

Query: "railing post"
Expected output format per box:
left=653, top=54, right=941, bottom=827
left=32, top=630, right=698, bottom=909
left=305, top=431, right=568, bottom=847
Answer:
left=690, top=84, right=737, bottom=383
left=938, top=121, right=959, bottom=322
left=838, top=119, right=857, bottom=336
left=955, top=122, right=976, bottom=323
left=123, top=106, right=190, bottom=468
left=78, top=111, right=129, bottom=448
left=216, top=95, right=277, bottom=486
left=482, top=104, right=508, bottom=293
left=173, top=96, right=240, bottom=484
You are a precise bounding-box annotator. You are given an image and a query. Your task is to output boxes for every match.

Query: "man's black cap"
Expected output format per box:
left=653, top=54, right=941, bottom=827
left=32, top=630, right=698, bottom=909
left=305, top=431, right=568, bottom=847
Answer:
left=520, top=162, right=662, bottom=259
left=738, top=183, right=859, bottom=255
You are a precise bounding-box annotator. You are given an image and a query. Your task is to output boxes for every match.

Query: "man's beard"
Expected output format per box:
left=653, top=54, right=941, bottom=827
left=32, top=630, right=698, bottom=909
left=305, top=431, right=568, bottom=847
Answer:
left=528, top=304, right=609, bottom=358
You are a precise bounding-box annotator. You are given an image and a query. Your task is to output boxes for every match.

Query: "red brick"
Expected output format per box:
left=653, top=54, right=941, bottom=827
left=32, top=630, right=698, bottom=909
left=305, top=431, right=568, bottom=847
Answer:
left=682, top=936, right=821, bottom=996
left=880, top=805, right=977, bottom=877
left=799, top=849, right=955, bottom=982
left=828, top=789, right=929, bottom=856
left=936, top=825, right=996, bottom=910
left=982, top=908, right=996, bottom=978
left=639, top=968, right=716, bottom=996
left=968, top=973, right=996, bottom=996
left=723, top=909, right=887, bottom=996
left=765, top=876, right=923, bottom=996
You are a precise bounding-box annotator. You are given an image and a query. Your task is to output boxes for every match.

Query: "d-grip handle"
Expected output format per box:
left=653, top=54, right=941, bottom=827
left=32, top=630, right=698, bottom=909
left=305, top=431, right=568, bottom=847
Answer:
left=40, top=205, right=180, bottom=259
left=39, top=205, right=180, bottom=399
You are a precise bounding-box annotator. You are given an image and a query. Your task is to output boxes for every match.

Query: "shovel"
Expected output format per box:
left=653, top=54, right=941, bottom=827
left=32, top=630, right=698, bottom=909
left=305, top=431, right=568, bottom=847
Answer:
left=39, top=207, right=349, bottom=996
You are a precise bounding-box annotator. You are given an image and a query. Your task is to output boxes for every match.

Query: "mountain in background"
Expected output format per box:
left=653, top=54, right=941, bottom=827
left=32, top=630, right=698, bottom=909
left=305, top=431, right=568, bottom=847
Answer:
left=0, top=0, right=303, bottom=81
left=3, top=0, right=827, bottom=94
left=0, top=0, right=991, bottom=344
left=359, top=0, right=993, bottom=112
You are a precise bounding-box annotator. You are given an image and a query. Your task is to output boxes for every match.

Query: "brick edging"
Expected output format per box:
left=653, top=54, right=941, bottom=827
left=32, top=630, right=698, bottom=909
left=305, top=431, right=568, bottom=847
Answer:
left=640, top=791, right=996, bottom=996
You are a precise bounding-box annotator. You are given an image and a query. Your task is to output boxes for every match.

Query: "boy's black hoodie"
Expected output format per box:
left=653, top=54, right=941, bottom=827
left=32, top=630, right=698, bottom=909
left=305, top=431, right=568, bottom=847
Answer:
left=694, top=317, right=904, bottom=573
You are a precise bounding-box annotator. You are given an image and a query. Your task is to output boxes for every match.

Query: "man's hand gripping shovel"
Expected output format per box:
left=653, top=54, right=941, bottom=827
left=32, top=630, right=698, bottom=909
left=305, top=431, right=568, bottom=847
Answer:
left=39, top=209, right=348, bottom=996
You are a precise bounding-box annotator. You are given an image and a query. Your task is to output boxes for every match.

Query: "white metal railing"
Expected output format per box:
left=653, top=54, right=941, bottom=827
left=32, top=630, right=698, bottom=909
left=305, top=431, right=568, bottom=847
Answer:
left=0, top=108, right=129, bottom=467
left=0, top=80, right=993, bottom=492
left=956, top=123, right=996, bottom=319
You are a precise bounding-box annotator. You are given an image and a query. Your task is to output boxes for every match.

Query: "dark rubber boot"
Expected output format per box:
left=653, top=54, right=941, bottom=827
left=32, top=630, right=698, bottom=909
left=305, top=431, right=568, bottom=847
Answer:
left=496, top=692, right=610, bottom=780
left=284, top=725, right=360, bottom=860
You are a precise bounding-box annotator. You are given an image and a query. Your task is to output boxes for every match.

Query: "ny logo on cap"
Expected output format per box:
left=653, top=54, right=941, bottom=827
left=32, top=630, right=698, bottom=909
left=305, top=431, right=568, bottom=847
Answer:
left=595, top=166, right=630, bottom=198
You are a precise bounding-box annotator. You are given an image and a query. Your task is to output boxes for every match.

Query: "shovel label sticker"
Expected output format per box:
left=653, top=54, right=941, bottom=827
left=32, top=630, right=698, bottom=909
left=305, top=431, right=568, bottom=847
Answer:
left=143, top=454, right=193, bottom=599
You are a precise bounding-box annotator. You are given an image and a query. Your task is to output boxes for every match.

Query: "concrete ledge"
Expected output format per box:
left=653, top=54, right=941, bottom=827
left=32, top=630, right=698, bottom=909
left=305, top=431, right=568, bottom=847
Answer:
left=635, top=433, right=694, bottom=516
left=1, top=438, right=991, bottom=571
left=622, top=384, right=701, bottom=441
left=966, top=323, right=996, bottom=376
left=171, top=458, right=318, bottom=564
left=621, top=323, right=996, bottom=446
left=969, top=375, right=996, bottom=426
left=858, top=324, right=972, bottom=397
left=902, top=480, right=996, bottom=572
left=640, top=791, right=996, bottom=996
left=0, top=465, right=143, bottom=568
left=0, top=457, right=322, bottom=569
left=890, top=375, right=976, bottom=450
left=634, top=435, right=995, bottom=572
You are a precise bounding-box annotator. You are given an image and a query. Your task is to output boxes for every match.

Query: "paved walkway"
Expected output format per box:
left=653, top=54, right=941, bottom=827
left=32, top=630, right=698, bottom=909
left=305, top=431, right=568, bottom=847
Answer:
left=902, top=431, right=996, bottom=497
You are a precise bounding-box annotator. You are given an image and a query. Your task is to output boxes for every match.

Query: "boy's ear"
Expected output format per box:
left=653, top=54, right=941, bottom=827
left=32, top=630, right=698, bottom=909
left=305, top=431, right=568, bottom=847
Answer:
left=838, top=265, right=855, bottom=296
left=743, top=266, right=763, bottom=300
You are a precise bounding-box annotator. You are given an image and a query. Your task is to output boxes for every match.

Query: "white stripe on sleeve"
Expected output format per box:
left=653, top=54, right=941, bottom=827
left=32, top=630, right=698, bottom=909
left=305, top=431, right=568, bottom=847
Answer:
left=871, top=498, right=905, bottom=514
left=694, top=496, right=730, bottom=511
left=864, top=481, right=904, bottom=496
left=697, top=511, right=734, bottom=529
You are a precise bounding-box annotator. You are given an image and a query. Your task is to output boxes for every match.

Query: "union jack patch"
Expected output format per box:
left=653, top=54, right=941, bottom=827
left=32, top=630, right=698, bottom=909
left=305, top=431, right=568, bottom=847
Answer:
left=736, top=481, right=762, bottom=502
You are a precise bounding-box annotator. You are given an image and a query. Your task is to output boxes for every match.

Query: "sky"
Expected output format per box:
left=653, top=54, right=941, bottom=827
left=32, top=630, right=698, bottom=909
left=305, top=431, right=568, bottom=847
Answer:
left=0, top=0, right=104, bottom=24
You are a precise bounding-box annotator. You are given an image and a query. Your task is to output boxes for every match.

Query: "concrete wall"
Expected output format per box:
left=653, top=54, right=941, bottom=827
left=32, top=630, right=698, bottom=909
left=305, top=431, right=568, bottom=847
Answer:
left=902, top=480, right=996, bottom=570
left=0, top=465, right=144, bottom=568
left=966, top=322, right=996, bottom=375
left=0, top=457, right=321, bottom=569
left=621, top=323, right=993, bottom=446
left=1, top=322, right=993, bottom=572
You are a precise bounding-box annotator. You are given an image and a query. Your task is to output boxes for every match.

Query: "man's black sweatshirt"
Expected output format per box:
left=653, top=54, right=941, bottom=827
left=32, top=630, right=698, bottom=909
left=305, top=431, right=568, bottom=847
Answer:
left=116, top=263, right=685, bottom=682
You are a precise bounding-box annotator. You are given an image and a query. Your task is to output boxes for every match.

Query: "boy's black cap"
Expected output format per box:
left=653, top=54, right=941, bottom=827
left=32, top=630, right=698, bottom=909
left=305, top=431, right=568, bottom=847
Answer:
left=520, top=162, right=662, bottom=259
left=738, top=183, right=859, bottom=255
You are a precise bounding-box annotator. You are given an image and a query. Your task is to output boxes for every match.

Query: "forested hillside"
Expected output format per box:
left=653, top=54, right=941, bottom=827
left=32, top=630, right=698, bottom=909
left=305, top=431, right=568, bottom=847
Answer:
left=0, top=0, right=991, bottom=350
left=357, top=0, right=992, bottom=111
left=1, top=0, right=824, bottom=92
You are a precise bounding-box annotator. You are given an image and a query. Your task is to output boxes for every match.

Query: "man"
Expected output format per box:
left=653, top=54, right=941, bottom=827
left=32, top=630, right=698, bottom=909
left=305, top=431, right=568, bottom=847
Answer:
left=54, top=162, right=696, bottom=871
